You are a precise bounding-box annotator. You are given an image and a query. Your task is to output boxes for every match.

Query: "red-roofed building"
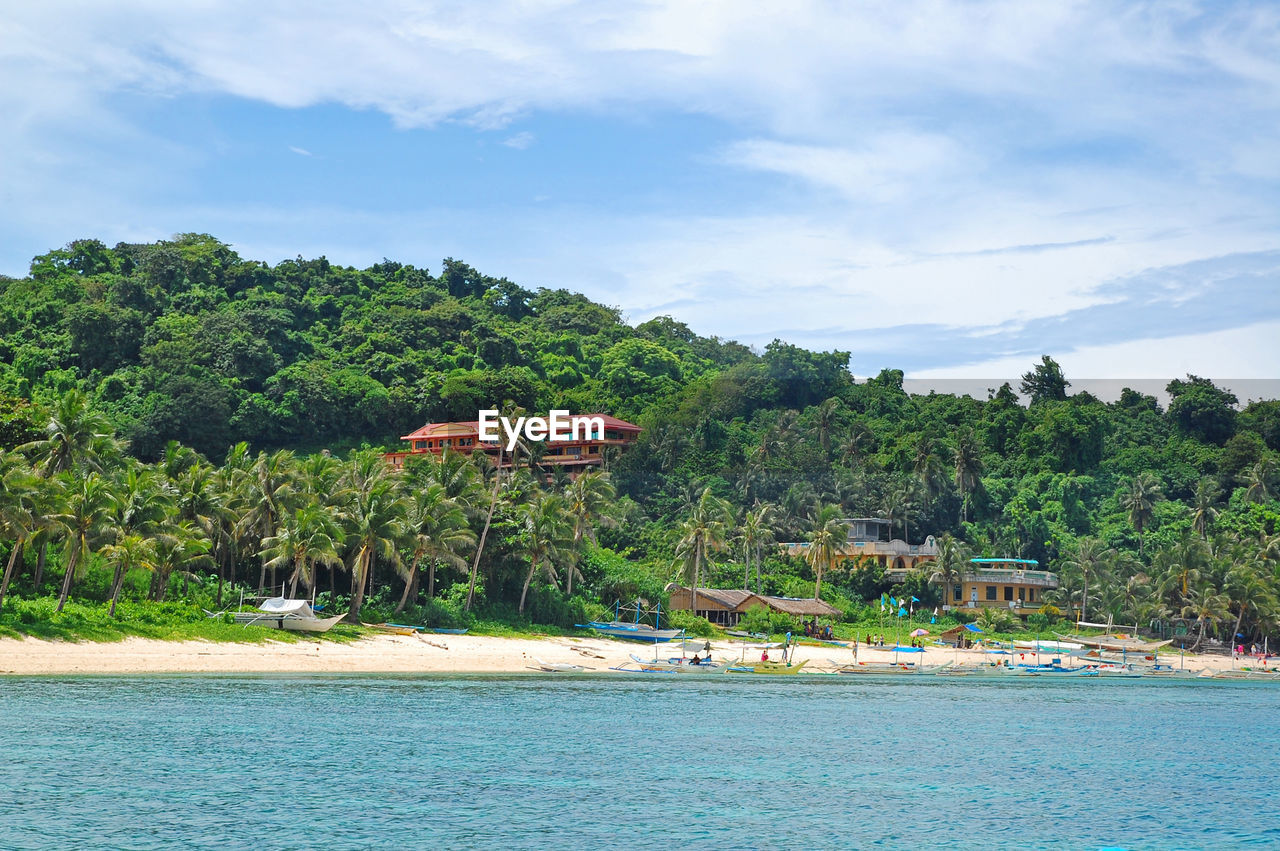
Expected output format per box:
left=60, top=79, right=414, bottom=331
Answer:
left=384, top=413, right=641, bottom=473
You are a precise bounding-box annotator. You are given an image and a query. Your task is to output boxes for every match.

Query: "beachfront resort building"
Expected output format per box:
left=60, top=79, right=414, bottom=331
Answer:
left=383, top=414, right=641, bottom=473
left=666, top=586, right=843, bottom=626
left=782, top=517, right=939, bottom=579
left=947, top=557, right=1058, bottom=617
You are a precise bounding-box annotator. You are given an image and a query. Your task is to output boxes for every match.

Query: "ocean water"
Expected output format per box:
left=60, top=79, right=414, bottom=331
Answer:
left=1, top=675, right=1277, bottom=850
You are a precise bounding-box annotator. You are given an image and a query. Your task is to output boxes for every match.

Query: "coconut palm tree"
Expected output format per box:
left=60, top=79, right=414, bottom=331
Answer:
left=674, top=487, right=734, bottom=615
left=1181, top=581, right=1229, bottom=652
left=805, top=504, right=849, bottom=600
left=397, top=483, right=473, bottom=612
left=928, top=534, right=967, bottom=610
left=18, top=388, right=119, bottom=477
left=1223, top=556, right=1276, bottom=651
left=342, top=463, right=408, bottom=623
left=841, top=420, right=874, bottom=472
left=0, top=453, right=41, bottom=610
left=247, top=449, right=298, bottom=593
left=739, top=502, right=776, bottom=594
left=101, top=534, right=155, bottom=617
left=1121, top=472, right=1163, bottom=557
left=149, top=524, right=212, bottom=602
left=261, top=503, right=345, bottom=599
left=563, top=471, right=617, bottom=597
left=912, top=435, right=949, bottom=514
left=952, top=428, right=984, bottom=523
left=1064, top=537, right=1114, bottom=624
left=19, top=389, right=121, bottom=598
left=1191, top=478, right=1220, bottom=540
left=811, top=397, right=842, bottom=456
left=48, top=472, right=117, bottom=612
left=1241, top=458, right=1276, bottom=504
left=517, top=492, right=573, bottom=615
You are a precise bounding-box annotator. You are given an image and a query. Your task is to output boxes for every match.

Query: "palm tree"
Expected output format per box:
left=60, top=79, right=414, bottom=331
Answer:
left=0, top=453, right=41, bottom=610
left=397, top=484, right=473, bottom=612
left=517, top=492, right=572, bottom=615
left=841, top=420, right=874, bottom=472
left=1121, top=473, right=1163, bottom=557
left=18, top=389, right=119, bottom=477
left=101, top=534, right=155, bottom=616
left=563, top=471, right=617, bottom=597
left=1064, top=538, right=1114, bottom=624
left=247, top=449, right=297, bottom=593
left=1181, top=581, right=1229, bottom=652
left=674, top=487, right=733, bottom=615
left=952, top=428, right=984, bottom=523
left=261, top=503, right=345, bottom=598
left=1241, top=458, right=1276, bottom=504
left=812, top=397, right=842, bottom=456
left=1223, top=556, right=1276, bottom=652
left=149, top=525, right=212, bottom=602
left=466, top=446, right=505, bottom=612
left=19, top=389, right=121, bottom=599
left=48, top=472, right=117, bottom=612
left=1191, top=478, right=1220, bottom=540
left=928, top=534, right=967, bottom=610
left=912, top=435, right=948, bottom=514
left=342, top=464, right=408, bottom=623
left=805, top=504, right=849, bottom=600
left=739, top=502, right=776, bottom=594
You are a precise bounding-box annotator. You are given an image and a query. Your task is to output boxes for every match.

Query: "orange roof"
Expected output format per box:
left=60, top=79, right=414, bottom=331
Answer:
left=401, top=413, right=640, bottom=442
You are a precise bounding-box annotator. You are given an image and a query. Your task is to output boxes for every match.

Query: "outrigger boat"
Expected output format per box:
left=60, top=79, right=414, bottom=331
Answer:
left=727, top=659, right=809, bottom=675
left=1056, top=633, right=1172, bottom=653
left=579, top=599, right=684, bottom=642
left=205, top=597, right=346, bottom=633
left=829, top=660, right=952, bottom=675
left=1199, top=668, right=1280, bottom=681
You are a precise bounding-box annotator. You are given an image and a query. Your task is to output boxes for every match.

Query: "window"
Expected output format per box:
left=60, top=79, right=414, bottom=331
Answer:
left=953, top=584, right=962, bottom=602
left=1018, top=588, right=1025, bottom=601
left=1028, top=588, right=1036, bottom=602
left=1003, top=586, right=1014, bottom=601
left=985, top=586, right=997, bottom=601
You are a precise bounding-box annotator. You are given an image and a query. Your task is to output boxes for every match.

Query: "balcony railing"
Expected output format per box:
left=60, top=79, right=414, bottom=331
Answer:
left=963, top=569, right=1058, bottom=588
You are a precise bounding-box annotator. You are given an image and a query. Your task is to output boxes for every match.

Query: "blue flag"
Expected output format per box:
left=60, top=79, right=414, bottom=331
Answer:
left=911, top=596, right=920, bottom=603
left=890, top=596, right=897, bottom=607
left=898, top=607, right=907, bottom=617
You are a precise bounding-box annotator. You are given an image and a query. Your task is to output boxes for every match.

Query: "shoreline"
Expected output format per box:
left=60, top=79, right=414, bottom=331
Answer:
left=0, top=633, right=1245, bottom=677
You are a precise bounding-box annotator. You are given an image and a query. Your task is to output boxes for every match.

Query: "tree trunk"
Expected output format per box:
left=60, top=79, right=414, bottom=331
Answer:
left=467, top=449, right=503, bottom=611
left=1231, top=607, right=1245, bottom=656
left=346, top=550, right=370, bottom=623
left=108, top=564, right=126, bottom=617
left=257, top=560, right=267, bottom=594
left=1081, top=569, right=1090, bottom=623
left=215, top=540, right=225, bottom=609
left=814, top=559, right=823, bottom=601
left=519, top=556, right=538, bottom=615
left=755, top=543, right=763, bottom=595
left=56, top=542, right=80, bottom=613
left=394, top=567, right=418, bottom=615
left=34, top=541, right=47, bottom=591
left=0, top=540, right=23, bottom=611
left=743, top=545, right=750, bottom=590
left=426, top=559, right=436, bottom=600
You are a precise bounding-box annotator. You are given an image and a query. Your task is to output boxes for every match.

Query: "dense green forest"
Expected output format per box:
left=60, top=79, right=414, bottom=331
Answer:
left=1, top=234, right=1278, bottom=645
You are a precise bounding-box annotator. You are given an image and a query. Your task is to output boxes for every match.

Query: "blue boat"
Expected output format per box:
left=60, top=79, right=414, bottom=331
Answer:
left=579, top=621, right=684, bottom=642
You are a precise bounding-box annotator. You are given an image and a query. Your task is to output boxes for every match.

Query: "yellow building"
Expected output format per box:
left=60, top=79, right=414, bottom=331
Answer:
left=783, top=518, right=938, bottom=577
left=947, top=558, right=1058, bottom=617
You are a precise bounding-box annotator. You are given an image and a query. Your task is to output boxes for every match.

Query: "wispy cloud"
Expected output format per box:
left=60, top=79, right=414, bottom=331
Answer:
left=501, top=131, right=534, bottom=149
left=288, top=145, right=313, bottom=157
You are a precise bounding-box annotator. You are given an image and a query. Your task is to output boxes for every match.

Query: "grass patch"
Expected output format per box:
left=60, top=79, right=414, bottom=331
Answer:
left=0, top=596, right=367, bottom=644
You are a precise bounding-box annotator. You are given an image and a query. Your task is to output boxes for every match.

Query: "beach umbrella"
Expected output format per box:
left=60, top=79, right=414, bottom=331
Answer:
left=910, top=628, right=928, bottom=637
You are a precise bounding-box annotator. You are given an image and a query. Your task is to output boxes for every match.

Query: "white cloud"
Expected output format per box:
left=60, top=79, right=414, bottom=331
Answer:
left=501, top=131, right=535, bottom=149
left=1, top=2, right=1277, bottom=376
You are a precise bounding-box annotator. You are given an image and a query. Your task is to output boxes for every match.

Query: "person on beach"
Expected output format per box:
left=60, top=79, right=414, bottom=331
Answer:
left=761, top=648, right=770, bottom=662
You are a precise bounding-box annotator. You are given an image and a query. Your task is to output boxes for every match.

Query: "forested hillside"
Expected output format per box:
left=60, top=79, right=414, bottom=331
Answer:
left=2, top=234, right=1278, bottom=641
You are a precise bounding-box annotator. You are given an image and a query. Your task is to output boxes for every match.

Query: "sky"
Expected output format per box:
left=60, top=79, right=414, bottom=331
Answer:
left=2, top=1, right=1278, bottom=383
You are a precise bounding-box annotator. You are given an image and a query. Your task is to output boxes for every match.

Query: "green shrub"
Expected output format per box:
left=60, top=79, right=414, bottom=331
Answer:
left=665, top=610, right=717, bottom=637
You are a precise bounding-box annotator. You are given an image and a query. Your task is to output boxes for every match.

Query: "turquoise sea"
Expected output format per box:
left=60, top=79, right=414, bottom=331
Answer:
left=1, top=675, right=1278, bottom=850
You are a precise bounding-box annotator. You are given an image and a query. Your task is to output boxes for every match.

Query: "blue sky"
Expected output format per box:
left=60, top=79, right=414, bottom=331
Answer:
left=2, top=1, right=1278, bottom=380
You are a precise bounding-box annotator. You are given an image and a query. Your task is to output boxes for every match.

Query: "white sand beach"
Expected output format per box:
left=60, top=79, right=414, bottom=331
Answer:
left=0, top=633, right=1243, bottom=676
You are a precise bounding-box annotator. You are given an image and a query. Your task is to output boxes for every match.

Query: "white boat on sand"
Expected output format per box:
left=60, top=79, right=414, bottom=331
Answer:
left=206, top=598, right=346, bottom=633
